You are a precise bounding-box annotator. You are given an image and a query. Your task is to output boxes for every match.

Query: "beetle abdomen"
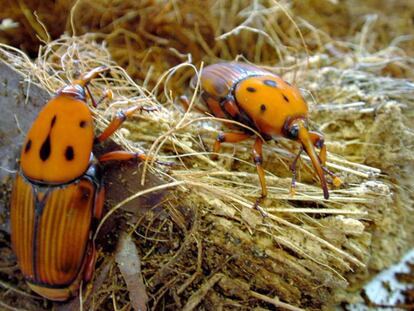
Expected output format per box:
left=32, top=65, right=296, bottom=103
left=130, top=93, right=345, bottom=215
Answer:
left=191, top=62, right=270, bottom=98
left=11, top=173, right=98, bottom=297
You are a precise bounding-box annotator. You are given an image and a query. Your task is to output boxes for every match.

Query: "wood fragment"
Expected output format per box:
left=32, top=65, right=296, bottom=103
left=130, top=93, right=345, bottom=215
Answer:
left=115, top=232, right=148, bottom=311
left=181, top=274, right=224, bottom=311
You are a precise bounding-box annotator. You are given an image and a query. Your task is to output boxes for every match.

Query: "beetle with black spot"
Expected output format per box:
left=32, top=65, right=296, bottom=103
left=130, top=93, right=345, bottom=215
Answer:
left=180, top=62, right=341, bottom=207
left=10, top=67, right=164, bottom=301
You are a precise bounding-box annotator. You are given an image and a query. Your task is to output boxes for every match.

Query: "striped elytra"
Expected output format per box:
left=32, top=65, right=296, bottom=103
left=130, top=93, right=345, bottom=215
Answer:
left=10, top=173, right=102, bottom=300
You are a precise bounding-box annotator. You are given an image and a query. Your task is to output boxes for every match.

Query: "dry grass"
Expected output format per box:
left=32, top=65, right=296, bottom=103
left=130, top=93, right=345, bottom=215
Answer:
left=0, top=0, right=413, bottom=310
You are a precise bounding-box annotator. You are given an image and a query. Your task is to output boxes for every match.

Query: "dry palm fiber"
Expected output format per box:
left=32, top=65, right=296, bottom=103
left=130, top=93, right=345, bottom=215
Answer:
left=0, top=0, right=413, bottom=82
left=0, top=0, right=413, bottom=310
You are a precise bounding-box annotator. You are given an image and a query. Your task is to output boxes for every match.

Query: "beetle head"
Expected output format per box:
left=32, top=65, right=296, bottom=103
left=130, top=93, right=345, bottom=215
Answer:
left=58, top=66, right=110, bottom=107
left=59, top=84, right=86, bottom=101
left=286, top=118, right=329, bottom=199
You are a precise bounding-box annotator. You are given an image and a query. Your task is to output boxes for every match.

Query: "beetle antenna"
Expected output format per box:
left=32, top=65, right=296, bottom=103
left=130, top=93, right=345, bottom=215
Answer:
left=85, top=85, right=97, bottom=108
left=295, top=120, right=329, bottom=199
left=73, top=67, right=111, bottom=108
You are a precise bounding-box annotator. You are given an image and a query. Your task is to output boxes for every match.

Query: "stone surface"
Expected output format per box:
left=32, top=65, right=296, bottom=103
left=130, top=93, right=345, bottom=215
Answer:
left=0, top=60, right=50, bottom=181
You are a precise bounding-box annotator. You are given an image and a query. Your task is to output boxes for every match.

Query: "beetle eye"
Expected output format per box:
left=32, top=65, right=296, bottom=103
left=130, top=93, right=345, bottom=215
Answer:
left=288, top=125, right=299, bottom=140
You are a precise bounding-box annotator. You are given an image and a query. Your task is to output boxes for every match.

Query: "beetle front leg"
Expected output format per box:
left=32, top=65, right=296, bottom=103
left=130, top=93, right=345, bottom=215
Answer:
left=212, top=132, right=251, bottom=160
left=308, top=131, right=326, bottom=165
left=308, top=131, right=342, bottom=187
left=86, top=86, right=113, bottom=108
left=252, top=136, right=268, bottom=210
left=290, top=146, right=303, bottom=196
left=95, top=105, right=158, bottom=144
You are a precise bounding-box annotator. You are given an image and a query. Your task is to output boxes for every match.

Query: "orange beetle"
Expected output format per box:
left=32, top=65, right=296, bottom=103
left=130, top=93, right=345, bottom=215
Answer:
left=181, top=62, right=340, bottom=205
left=10, top=67, right=156, bottom=301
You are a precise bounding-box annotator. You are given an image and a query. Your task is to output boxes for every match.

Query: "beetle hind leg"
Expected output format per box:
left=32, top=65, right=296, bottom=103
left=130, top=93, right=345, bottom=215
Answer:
left=289, top=146, right=303, bottom=197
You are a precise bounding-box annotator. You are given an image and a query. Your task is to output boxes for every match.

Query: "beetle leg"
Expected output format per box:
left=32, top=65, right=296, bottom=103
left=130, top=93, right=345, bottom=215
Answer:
left=94, top=187, right=105, bottom=220
left=98, top=150, right=173, bottom=166
left=212, top=132, right=251, bottom=160
left=96, top=89, right=114, bottom=106
left=95, top=105, right=158, bottom=143
left=252, top=137, right=268, bottom=210
left=222, top=97, right=240, bottom=118
left=83, top=187, right=105, bottom=283
left=308, top=131, right=342, bottom=187
left=178, top=95, right=191, bottom=111
left=177, top=95, right=208, bottom=114
left=86, top=86, right=114, bottom=108
left=308, top=131, right=326, bottom=165
left=289, top=147, right=303, bottom=196
left=206, top=96, right=227, bottom=118
left=83, top=242, right=96, bottom=283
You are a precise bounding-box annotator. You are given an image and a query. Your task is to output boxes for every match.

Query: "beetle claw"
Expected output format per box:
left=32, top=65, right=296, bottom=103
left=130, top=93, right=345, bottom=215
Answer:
left=321, top=165, right=342, bottom=188
left=252, top=194, right=268, bottom=217
left=332, top=176, right=342, bottom=188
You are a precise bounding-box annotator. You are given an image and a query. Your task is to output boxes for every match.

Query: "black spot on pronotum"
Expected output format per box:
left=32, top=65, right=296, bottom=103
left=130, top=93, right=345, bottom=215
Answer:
left=65, top=146, right=74, bottom=161
left=79, top=120, right=87, bottom=128
left=283, top=94, right=290, bottom=103
left=260, top=104, right=266, bottom=112
left=39, top=135, right=51, bottom=161
left=263, top=79, right=277, bottom=88
left=246, top=86, right=256, bottom=93
left=51, top=115, right=57, bottom=127
left=24, top=139, right=32, bottom=153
